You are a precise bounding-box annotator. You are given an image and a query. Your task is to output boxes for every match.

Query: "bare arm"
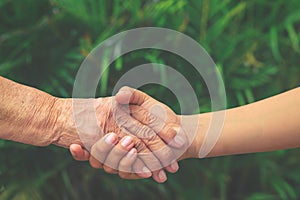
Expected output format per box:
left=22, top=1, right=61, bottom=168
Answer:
left=112, top=86, right=300, bottom=160
left=70, top=87, right=300, bottom=181
left=0, top=77, right=178, bottom=182
left=185, top=87, right=300, bottom=158
left=0, top=76, right=80, bottom=147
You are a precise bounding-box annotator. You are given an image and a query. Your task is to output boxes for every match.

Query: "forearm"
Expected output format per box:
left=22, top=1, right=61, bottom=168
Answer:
left=0, top=76, right=80, bottom=147
left=184, top=87, right=300, bottom=158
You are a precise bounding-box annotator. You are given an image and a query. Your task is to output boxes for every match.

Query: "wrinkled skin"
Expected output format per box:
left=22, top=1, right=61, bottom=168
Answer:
left=71, top=87, right=191, bottom=182
left=70, top=96, right=181, bottom=182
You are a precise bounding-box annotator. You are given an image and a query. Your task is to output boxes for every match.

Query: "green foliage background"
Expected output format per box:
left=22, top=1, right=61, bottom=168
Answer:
left=0, top=0, right=300, bottom=199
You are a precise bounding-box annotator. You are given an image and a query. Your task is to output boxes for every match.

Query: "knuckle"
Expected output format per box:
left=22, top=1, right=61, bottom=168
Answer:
left=134, top=140, right=146, bottom=153
left=120, top=86, right=131, bottom=91
left=89, top=158, right=102, bottom=169
left=132, top=160, right=143, bottom=173
left=132, top=106, right=156, bottom=125
left=112, top=146, right=127, bottom=157
left=141, top=155, right=161, bottom=170
left=144, top=135, right=165, bottom=150
left=118, top=172, right=130, bottom=179
left=136, top=125, right=155, bottom=139
left=91, top=144, right=109, bottom=156
left=161, top=126, right=177, bottom=141
left=159, top=147, right=176, bottom=166
left=119, top=162, right=132, bottom=174
left=118, top=161, right=127, bottom=170
left=119, top=118, right=138, bottom=134
left=173, top=115, right=180, bottom=124
left=115, top=111, right=130, bottom=128
left=103, top=165, right=117, bottom=174
left=145, top=112, right=156, bottom=125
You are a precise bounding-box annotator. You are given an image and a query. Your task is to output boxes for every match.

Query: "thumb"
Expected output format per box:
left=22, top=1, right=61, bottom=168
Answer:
left=116, top=86, right=151, bottom=105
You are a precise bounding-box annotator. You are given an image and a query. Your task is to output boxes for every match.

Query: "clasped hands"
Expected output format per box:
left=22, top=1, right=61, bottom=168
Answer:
left=68, top=87, right=193, bottom=183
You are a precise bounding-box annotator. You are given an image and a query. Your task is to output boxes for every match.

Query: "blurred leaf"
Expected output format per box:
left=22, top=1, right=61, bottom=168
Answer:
left=1, top=0, right=300, bottom=199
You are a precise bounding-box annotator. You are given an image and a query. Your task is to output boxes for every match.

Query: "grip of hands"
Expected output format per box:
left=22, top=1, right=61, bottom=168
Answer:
left=70, top=87, right=188, bottom=183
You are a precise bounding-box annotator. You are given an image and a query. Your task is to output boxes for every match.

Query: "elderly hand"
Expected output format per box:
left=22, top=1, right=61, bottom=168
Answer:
left=70, top=87, right=196, bottom=182
left=60, top=96, right=182, bottom=183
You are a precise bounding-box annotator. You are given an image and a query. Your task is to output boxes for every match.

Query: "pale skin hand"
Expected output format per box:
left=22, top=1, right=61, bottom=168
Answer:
left=88, top=132, right=140, bottom=179
left=73, top=86, right=300, bottom=174
left=116, top=86, right=300, bottom=157
left=0, top=77, right=180, bottom=183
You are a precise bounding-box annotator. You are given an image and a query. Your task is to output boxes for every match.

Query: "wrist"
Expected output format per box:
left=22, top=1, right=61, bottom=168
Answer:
left=178, top=114, right=210, bottom=160
left=51, top=98, right=82, bottom=148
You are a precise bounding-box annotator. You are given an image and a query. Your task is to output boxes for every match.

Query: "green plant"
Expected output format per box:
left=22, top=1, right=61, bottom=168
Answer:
left=0, top=0, right=299, bottom=199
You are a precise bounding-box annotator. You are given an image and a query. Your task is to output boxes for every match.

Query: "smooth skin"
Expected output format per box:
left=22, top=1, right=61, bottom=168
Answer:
left=72, top=86, right=300, bottom=180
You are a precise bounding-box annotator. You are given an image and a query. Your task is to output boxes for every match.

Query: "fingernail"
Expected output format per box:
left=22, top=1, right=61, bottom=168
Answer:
left=174, top=134, right=185, bottom=146
left=121, top=136, right=132, bottom=147
left=126, top=148, right=136, bottom=158
left=171, top=162, right=179, bottom=171
left=105, top=133, right=116, bottom=144
left=158, top=170, right=167, bottom=181
left=117, top=90, right=131, bottom=96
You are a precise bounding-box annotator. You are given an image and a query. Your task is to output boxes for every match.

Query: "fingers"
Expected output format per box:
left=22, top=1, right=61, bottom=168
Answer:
left=89, top=134, right=153, bottom=180
left=86, top=134, right=172, bottom=182
left=164, top=162, right=179, bottom=173
left=153, top=170, right=167, bottom=183
left=134, top=128, right=180, bottom=176
left=131, top=152, right=167, bottom=183
left=102, top=135, right=135, bottom=174
left=129, top=105, right=185, bottom=148
left=101, top=137, right=153, bottom=179
left=116, top=86, right=167, bottom=108
left=134, top=140, right=172, bottom=182
left=116, top=86, right=186, bottom=148
left=114, top=137, right=167, bottom=183
left=115, top=107, right=178, bottom=171
left=116, top=86, right=149, bottom=105
left=89, top=133, right=118, bottom=169
left=118, top=148, right=137, bottom=176
left=131, top=158, right=152, bottom=178
left=118, top=153, right=152, bottom=180
left=116, top=87, right=174, bottom=115
left=115, top=87, right=184, bottom=177
left=70, top=144, right=90, bottom=161
left=89, top=134, right=178, bottom=179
